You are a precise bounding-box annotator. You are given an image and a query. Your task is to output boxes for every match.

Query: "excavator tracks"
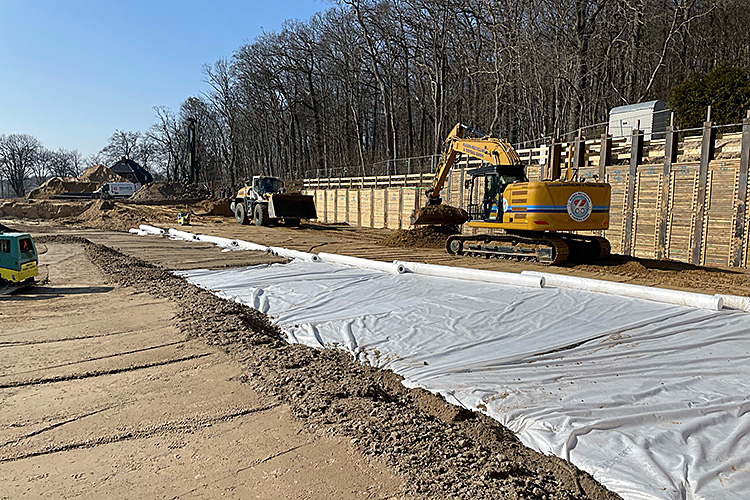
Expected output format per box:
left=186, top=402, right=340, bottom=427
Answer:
left=445, top=233, right=609, bottom=265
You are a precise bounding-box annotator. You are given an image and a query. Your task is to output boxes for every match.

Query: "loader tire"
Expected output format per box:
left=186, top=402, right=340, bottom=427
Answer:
left=254, top=203, right=269, bottom=226
left=235, top=203, right=249, bottom=225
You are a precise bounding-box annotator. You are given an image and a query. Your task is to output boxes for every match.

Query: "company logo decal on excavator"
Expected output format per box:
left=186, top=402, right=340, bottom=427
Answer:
left=566, top=191, right=593, bottom=222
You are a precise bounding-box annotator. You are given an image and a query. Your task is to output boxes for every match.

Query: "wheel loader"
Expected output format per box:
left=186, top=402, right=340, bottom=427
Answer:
left=412, top=123, right=611, bottom=265
left=230, top=176, right=317, bottom=227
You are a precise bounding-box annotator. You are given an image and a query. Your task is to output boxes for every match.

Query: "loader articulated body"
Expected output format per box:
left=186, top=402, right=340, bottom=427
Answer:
left=413, top=123, right=611, bottom=265
left=231, top=176, right=317, bottom=227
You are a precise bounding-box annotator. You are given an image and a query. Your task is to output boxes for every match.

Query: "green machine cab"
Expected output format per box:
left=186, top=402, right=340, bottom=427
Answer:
left=0, top=232, right=39, bottom=293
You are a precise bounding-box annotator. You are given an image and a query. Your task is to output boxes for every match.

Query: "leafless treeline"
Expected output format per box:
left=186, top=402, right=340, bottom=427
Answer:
left=17, top=0, right=742, bottom=193
left=177, top=0, right=747, bottom=185
left=0, top=134, right=84, bottom=197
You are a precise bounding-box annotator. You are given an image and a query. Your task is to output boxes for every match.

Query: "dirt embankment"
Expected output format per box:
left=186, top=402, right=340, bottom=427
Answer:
left=41, top=234, right=618, bottom=500
left=0, top=199, right=91, bottom=219
left=26, top=164, right=128, bottom=199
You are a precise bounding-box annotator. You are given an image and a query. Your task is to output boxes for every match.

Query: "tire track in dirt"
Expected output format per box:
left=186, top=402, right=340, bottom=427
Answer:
left=0, top=329, right=157, bottom=346
left=2, top=340, right=189, bottom=376
left=0, top=352, right=213, bottom=389
left=0, top=408, right=111, bottom=448
left=0, top=404, right=280, bottom=463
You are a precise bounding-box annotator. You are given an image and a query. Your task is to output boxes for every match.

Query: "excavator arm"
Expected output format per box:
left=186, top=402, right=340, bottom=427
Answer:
left=426, top=123, right=520, bottom=204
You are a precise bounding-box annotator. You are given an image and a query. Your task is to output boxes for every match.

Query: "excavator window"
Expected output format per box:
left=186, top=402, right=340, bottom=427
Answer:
left=0, top=239, right=9, bottom=253
left=483, top=174, right=500, bottom=221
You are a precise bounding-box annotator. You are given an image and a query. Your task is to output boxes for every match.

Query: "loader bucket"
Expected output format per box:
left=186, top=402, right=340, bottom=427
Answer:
left=268, top=193, right=317, bottom=219
left=410, top=204, right=469, bottom=226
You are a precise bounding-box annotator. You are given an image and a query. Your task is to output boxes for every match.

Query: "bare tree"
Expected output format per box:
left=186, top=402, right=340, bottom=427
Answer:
left=99, top=130, right=141, bottom=165
left=0, top=134, right=42, bottom=196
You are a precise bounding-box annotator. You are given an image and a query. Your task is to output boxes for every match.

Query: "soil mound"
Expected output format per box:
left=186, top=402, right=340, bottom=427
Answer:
left=0, top=199, right=90, bottom=219
left=129, top=182, right=210, bottom=202
left=26, top=178, right=99, bottom=199
left=380, top=225, right=460, bottom=248
left=71, top=199, right=177, bottom=231
left=411, top=204, right=469, bottom=225
left=197, top=199, right=233, bottom=216
left=26, top=165, right=127, bottom=199
left=79, top=164, right=128, bottom=184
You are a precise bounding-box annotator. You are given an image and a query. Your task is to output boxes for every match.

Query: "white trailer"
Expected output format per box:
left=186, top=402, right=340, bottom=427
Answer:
left=609, top=100, right=669, bottom=141
left=93, top=182, right=141, bottom=199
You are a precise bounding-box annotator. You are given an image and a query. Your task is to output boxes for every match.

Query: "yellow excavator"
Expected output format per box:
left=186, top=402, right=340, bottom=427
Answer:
left=412, top=123, right=611, bottom=265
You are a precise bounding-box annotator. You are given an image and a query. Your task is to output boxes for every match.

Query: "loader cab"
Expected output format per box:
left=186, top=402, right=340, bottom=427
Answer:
left=253, top=176, right=284, bottom=197
left=466, top=165, right=527, bottom=222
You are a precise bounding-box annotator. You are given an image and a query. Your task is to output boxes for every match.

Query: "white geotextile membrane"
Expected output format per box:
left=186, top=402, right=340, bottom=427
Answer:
left=178, top=260, right=750, bottom=500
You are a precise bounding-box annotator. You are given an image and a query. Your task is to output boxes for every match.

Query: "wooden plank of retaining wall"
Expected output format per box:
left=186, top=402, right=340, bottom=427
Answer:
left=402, top=188, right=417, bottom=227
left=690, top=121, right=716, bottom=265
left=633, top=171, right=660, bottom=259
left=705, top=167, right=736, bottom=266
left=387, top=189, right=401, bottom=229
left=657, top=127, right=678, bottom=260
left=373, top=189, right=386, bottom=228
left=348, top=190, right=359, bottom=226
left=360, top=189, right=372, bottom=228
left=622, top=129, right=644, bottom=256
left=336, top=189, right=346, bottom=223
left=731, top=112, right=750, bottom=267
left=313, top=190, right=323, bottom=222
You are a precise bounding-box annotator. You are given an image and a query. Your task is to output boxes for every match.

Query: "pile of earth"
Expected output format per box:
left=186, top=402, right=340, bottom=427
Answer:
left=70, top=199, right=179, bottom=231
left=26, top=164, right=128, bottom=199
left=196, top=199, right=233, bottom=216
left=380, top=225, right=460, bottom=248
left=130, top=182, right=210, bottom=202
left=0, top=199, right=90, bottom=219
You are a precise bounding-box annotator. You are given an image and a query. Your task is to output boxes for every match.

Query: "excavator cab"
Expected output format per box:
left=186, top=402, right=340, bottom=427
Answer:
left=466, top=165, right=527, bottom=222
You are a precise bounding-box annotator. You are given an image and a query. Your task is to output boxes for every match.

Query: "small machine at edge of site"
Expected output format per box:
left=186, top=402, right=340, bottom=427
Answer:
left=231, top=176, right=317, bottom=227
left=412, top=123, right=611, bottom=265
left=0, top=230, right=40, bottom=294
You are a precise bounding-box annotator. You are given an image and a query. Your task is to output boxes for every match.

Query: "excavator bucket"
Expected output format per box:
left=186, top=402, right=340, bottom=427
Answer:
left=268, top=193, right=317, bottom=220
left=411, top=204, right=469, bottom=226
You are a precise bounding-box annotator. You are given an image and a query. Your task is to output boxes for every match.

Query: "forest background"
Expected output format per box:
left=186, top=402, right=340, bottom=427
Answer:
left=2, top=0, right=749, bottom=195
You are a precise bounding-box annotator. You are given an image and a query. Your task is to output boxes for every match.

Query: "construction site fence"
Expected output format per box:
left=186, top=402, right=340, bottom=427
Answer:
left=303, top=121, right=750, bottom=269
left=302, top=127, right=744, bottom=181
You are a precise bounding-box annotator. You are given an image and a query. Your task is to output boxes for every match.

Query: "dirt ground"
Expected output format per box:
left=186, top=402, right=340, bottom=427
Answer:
left=0, top=241, right=405, bottom=500
left=2, top=200, right=748, bottom=499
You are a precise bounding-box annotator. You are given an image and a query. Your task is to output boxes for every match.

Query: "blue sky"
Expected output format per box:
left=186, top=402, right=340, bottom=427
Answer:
left=0, top=0, right=328, bottom=158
